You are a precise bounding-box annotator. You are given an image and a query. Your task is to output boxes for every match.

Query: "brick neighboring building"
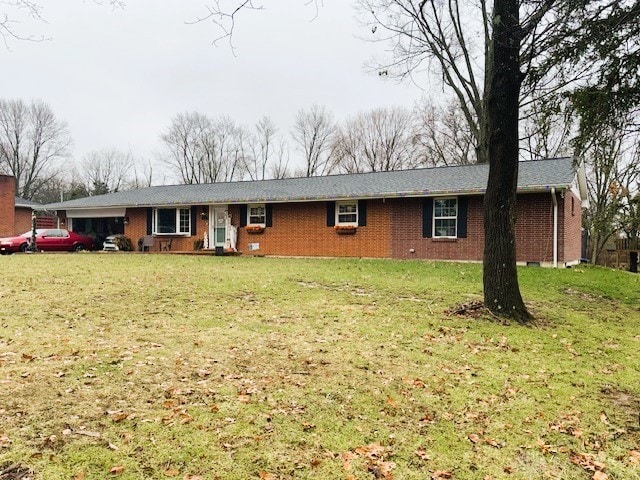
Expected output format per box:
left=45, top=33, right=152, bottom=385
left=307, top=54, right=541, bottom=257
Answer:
left=0, top=175, right=15, bottom=237
left=45, top=157, right=588, bottom=267
left=1, top=175, right=46, bottom=237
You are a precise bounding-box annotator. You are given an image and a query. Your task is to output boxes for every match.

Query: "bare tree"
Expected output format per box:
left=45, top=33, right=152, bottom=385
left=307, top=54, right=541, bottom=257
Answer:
left=80, top=149, right=133, bottom=195
left=291, top=105, right=338, bottom=177
left=1, top=1, right=124, bottom=46
left=414, top=99, right=477, bottom=167
left=160, top=112, right=247, bottom=184
left=333, top=106, right=419, bottom=173
left=245, top=116, right=278, bottom=181
left=0, top=98, right=71, bottom=200
left=520, top=97, right=574, bottom=161
left=269, top=137, right=290, bottom=179
left=130, top=157, right=157, bottom=189
left=581, top=120, right=640, bottom=263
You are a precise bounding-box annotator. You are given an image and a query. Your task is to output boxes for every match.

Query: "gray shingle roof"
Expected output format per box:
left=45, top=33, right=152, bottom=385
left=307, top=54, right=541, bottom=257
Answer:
left=15, top=197, right=42, bottom=209
left=44, top=157, right=579, bottom=210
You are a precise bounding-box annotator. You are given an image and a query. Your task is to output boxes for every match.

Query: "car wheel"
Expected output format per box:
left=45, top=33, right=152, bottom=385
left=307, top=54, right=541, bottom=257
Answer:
left=73, top=244, right=85, bottom=252
left=19, top=243, right=28, bottom=253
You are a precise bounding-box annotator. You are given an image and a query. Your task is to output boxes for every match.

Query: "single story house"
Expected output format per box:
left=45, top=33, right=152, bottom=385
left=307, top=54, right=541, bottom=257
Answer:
left=0, top=174, right=44, bottom=237
left=43, top=157, right=588, bottom=267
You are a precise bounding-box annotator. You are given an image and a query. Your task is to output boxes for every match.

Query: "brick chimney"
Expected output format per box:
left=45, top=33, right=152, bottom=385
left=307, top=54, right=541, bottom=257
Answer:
left=0, top=175, right=16, bottom=237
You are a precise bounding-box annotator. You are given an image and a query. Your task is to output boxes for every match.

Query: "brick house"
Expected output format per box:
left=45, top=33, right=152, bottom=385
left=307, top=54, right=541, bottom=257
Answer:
left=44, top=157, right=588, bottom=267
left=0, top=174, right=43, bottom=237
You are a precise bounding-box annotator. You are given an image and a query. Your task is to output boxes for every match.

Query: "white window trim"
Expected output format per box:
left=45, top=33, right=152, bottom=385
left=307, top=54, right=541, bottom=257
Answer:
left=433, top=196, right=458, bottom=238
left=335, top=201, right=359, bottom=227
left=247, top=203, right=266, bottom=227
left=153, top=207, right=191, bottom=236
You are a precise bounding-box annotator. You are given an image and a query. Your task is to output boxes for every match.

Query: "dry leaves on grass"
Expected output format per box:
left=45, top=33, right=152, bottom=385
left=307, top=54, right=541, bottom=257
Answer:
left=445, top=301, right=485, bottom=318
left=339, top=443, right=396, bottom=479
left=431, top=470, right=453, bottom=479
left=569, top=452, right=608, bottom=479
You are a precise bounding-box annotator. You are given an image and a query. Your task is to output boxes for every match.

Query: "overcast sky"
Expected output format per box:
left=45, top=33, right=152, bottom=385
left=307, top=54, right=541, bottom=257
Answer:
left=0, top=1, right=426, bottom=179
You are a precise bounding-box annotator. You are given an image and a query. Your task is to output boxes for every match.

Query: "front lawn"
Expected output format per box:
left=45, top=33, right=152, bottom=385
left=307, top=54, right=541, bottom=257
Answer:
left=0, top=255, right=638, bottom=479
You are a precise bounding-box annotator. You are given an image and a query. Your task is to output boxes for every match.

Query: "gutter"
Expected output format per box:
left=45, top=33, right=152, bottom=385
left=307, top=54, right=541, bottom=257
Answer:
left=551, top=187, right=558, bottom=268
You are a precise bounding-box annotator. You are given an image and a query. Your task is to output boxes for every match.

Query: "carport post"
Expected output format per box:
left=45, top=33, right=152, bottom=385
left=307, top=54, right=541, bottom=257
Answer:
left=29, top=211, right=37, bottom=252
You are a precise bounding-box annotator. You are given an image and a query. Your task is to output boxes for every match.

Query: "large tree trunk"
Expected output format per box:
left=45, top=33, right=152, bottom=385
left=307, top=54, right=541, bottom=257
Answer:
left=482, top=0, right=533, bottom=322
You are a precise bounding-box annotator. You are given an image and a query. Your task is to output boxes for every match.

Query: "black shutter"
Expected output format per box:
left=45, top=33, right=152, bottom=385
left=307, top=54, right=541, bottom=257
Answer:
left=146, top=208, right=153, bottom=235
left=358, top=200, right=367, bottom=227
left=265, top=204, right=273, bottom=227
left=239, top=205, right=247, bottom=227
left=326, top=201, right=336, bottom=227
left=191, top=206, right=197, bottom=236
left=457, top=196, right=468, bottom=238
left=422, top=198, right=433, bottom=238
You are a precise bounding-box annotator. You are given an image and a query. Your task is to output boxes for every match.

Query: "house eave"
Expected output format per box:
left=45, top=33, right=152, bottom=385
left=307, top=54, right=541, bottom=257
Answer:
left=51, top=184, right=572, bottom=212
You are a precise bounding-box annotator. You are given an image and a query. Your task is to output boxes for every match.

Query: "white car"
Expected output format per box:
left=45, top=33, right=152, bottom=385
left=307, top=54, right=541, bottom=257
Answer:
left=102, top=235, right=119, bottom=251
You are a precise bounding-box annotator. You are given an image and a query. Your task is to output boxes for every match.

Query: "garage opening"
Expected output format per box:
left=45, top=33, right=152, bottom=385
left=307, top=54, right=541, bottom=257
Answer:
left=66, top=208, right=126, bottom=250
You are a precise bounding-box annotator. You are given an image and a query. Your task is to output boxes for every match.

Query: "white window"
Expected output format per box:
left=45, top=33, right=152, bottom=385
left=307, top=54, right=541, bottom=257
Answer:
left=336, top=201, right=358, bottom=226
left=248, top=204, right=266, bottom=226
left=433, top=197, right=457, bottom=238
left=153, top=208, right=191, bottom=235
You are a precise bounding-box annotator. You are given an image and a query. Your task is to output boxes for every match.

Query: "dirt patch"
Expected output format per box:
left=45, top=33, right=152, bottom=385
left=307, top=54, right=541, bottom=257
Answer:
left=0, top=464, right=33, bottom=480
left=445, top=301, right=486, bottom=318
left=601, top=386, right=640, bottom=429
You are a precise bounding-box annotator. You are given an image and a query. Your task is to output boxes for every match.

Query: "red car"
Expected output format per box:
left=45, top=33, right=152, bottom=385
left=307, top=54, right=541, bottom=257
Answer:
left=0, top=229, right=95, bottom=254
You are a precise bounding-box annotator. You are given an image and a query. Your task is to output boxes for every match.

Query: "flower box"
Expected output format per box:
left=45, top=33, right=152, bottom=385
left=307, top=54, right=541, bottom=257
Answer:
left=246, top=226, right=265, bottom=234
left=334, top=225, right=357, bottom=235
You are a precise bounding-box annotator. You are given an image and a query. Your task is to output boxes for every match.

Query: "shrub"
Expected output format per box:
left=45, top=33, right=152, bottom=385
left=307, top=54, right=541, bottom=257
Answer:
left=114, top=235, right=134, bottom=251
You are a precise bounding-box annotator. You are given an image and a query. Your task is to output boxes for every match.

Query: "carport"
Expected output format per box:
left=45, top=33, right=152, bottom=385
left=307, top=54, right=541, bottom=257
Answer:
left=66, top=208, right=126, bottom=249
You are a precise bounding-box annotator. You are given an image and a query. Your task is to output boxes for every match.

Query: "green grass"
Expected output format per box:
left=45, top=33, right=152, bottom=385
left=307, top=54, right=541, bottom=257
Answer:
left=0, top=254, right=639, bottom=480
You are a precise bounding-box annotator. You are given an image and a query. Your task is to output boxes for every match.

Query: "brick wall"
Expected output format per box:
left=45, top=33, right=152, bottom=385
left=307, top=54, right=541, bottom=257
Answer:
left=234, top=200, right=391, bottom=258
left=389, top=193, right=563, bottom=264
left=515, top=192, right=555, bottom=264
left=562, top=190, right=583, bottom=264
left=70, top=191, right=581, bottom=263
left=0, top=175, right=16, bottom=237
left=14, top=207, right=32, bottom=235
left=124, top=207, right=209, bottom=252
left=390, top=196, right=485, bottom=260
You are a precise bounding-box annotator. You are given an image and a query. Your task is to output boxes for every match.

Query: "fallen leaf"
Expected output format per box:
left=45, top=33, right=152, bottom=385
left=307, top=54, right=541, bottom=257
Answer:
left=109, top=411, right=129, bottom=423
left=432, top=471, right=452, bottom=479
left=74, top=471, right=86, bottom=480
left=341, top=452, right=357, bottom=470
left=593, top=472, right=608, bottom=480
left=629, top=450, right=640, bottom=465
left=164, top=468, right=180, bottom=476
left=468, top=434, right=481, bottom=444
left=484, top=437, right=501, bottom=448
left=415, top=448, right=430, bottom=460
left=258, top=471, right=275, bottom=480
left=109, top=465, right=125, bottom=475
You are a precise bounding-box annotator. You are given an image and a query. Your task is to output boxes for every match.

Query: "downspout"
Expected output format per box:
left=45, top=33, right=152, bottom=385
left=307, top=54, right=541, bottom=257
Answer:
left=551, top=188, right=558, bottom=268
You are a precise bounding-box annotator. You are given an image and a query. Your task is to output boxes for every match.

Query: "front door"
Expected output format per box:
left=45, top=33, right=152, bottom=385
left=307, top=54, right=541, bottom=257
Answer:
left=210, top=207, right=227, bottom=249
